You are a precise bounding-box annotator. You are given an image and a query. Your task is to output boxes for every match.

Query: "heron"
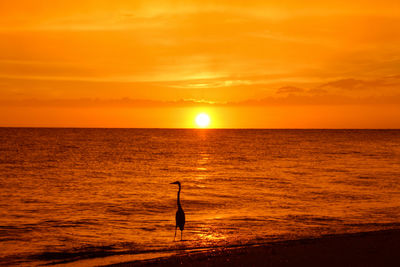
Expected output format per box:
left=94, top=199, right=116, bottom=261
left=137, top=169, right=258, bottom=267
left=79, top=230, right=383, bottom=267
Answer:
left=170, top=181, right=185, bottom=241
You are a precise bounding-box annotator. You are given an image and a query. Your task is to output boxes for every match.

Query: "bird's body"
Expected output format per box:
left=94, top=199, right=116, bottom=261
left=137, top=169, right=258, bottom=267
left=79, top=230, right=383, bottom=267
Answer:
left=170, top=181, right=185, bottom=241
left=175, top=206, right=185, bottom=231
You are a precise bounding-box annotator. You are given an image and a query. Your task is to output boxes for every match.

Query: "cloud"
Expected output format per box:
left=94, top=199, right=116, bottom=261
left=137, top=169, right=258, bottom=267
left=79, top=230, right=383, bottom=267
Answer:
left=3, top=93, right=400, bottom=109
left=276, top=86, right=305, bottom=94
left=307, top=88, right=328, bottom=95
left=239, top=94, right=400, bottom=106
left=0, top=98, right=221, bottom=108
left=319, top=78, right=389, bottom=90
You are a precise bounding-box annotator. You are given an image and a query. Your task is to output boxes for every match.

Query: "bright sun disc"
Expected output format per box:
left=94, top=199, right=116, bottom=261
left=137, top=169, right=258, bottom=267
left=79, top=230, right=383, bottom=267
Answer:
left=195, top=113, right=210, bottom=128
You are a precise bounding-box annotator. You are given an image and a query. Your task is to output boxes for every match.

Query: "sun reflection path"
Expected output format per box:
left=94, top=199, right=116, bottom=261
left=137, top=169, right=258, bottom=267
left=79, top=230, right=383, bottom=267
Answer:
left=195, top=152, right=209, bottom=179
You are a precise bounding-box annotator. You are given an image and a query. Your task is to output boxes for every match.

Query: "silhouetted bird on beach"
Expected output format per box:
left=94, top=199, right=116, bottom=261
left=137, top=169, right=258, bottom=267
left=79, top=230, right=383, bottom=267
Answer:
left=170, top=181, right=185, bottom=241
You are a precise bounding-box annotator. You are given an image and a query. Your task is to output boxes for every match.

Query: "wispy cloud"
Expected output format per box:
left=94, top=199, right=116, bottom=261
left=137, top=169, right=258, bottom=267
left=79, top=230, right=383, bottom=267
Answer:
left=276, top=86, right=305, bottom=94
left=3, top=93, right=400, bottom=109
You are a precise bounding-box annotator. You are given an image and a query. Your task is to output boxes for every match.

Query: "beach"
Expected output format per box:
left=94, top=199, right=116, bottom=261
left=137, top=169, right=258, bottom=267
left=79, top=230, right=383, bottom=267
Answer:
left=106, top=229, right=400, bottom=266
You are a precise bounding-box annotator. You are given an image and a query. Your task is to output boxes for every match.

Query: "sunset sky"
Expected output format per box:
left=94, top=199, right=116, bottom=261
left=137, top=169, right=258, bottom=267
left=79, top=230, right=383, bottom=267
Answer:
left=1, top=0, right=399, bottom=128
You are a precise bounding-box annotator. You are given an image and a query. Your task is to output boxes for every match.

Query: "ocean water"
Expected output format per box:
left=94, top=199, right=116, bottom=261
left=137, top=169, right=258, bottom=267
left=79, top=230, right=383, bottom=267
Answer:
left=0, top=128, right=400, bottom=265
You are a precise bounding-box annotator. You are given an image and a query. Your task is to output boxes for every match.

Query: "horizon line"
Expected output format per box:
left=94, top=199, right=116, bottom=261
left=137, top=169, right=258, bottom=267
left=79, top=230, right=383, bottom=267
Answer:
left=1, top=126, right=399, bottom=130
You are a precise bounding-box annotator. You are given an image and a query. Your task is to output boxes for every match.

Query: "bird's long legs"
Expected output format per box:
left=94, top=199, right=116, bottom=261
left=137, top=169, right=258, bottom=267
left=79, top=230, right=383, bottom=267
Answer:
left=174, top=226, right=177, bottom=241
left=180, top=230, right=183, bottom=241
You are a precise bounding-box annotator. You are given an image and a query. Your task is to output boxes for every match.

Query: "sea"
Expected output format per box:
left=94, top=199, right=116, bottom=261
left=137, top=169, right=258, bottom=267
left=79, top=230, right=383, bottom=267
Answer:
left=0, top=128, right=399, bottom=266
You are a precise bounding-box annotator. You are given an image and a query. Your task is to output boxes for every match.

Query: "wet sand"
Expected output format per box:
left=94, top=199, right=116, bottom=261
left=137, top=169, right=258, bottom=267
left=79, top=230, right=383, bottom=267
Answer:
left=105, top=229, right=400, bottom=267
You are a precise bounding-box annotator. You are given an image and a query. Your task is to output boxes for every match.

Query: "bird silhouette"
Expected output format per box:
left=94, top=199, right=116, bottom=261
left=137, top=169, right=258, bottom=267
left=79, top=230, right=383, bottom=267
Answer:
left=170, top=181, right=185, bottom=241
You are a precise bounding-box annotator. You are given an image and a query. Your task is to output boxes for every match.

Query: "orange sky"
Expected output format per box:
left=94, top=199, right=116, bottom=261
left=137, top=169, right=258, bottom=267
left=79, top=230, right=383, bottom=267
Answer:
left=1, top=0, right=399, bottom=128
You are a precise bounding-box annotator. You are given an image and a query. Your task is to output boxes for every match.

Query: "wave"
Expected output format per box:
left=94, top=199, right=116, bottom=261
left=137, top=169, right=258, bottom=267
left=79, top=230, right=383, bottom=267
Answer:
left=14, top=227, right=400, bottom=266
left=286, top=215, right=344, bottom=224
left=2, top=225, right=400, bottom=266
left=344, top=222, right=400, bottom=228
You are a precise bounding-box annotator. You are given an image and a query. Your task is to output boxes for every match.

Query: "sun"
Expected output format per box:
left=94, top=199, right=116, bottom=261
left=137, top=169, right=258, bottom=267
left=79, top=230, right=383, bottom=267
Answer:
left=195, top=113, right=211, bottom=128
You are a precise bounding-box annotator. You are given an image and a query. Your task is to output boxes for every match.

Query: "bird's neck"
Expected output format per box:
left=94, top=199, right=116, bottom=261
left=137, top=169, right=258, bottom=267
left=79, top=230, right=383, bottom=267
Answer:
left=177, top=186, right=182, bottom=208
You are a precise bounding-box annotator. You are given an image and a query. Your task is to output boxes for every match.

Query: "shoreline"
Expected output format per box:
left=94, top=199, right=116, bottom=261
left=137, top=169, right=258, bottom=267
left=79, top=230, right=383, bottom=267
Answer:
left=102, top=229, right=400, bottom=267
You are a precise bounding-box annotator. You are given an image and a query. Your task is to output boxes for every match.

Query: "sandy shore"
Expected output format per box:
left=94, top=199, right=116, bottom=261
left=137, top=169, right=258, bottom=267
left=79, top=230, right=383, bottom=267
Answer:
left=104, top=229, right=400, bottom=267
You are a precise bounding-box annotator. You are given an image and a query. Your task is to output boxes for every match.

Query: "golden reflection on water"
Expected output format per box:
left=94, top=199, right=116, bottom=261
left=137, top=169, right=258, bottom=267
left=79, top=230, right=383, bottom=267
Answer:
left=196, top=225, right=228, bottom=245
left=195, top=152, right=209, bottom=178
left=198, top=153, right=209, bottom=166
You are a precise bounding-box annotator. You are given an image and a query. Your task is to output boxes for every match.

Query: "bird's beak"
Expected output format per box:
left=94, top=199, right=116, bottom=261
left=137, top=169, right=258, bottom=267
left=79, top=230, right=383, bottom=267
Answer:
left=170, top=181, right=178, bottom=184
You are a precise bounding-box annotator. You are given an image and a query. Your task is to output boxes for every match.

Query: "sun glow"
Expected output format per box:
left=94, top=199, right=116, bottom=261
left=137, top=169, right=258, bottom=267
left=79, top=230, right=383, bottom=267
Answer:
left=195, top=113, right=211, bottom=128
